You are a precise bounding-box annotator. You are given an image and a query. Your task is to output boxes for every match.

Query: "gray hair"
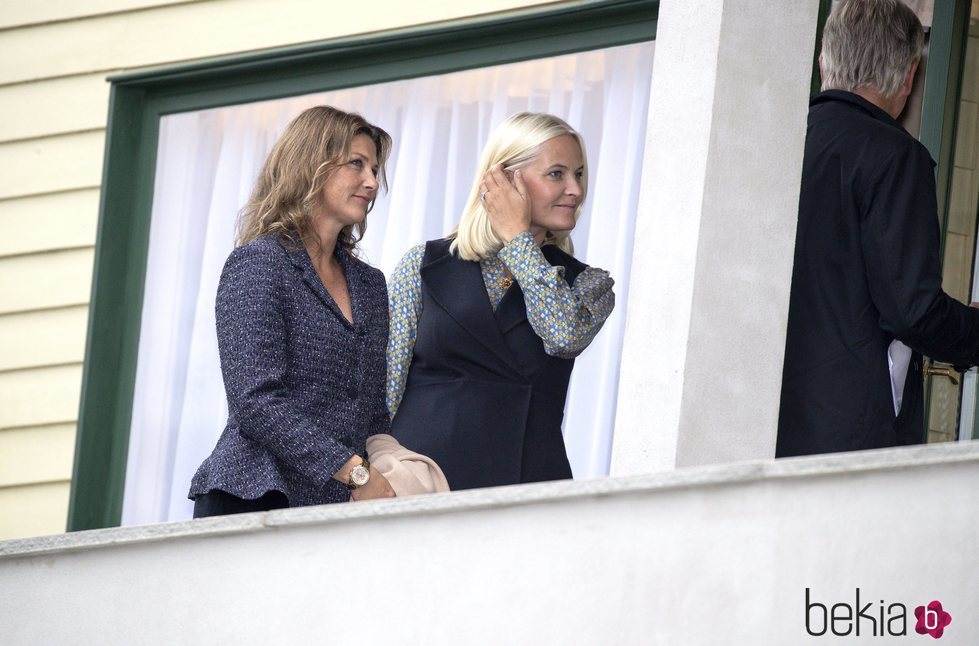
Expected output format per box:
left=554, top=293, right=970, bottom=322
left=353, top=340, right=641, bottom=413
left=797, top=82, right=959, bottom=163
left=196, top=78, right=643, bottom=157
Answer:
left=820, top=0, right=924, bottom=98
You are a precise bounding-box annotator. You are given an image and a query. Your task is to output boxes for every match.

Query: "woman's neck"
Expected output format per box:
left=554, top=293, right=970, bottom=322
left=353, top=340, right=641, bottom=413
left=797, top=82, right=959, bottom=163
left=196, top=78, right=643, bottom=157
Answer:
left=303, top=213, right=344, bottom=264
left=303, top=229, right=339, bottom=270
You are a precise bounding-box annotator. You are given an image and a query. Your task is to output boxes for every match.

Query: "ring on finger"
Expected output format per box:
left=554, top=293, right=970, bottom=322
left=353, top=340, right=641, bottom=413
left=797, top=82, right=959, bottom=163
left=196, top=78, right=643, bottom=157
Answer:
left=480, top=190, right=489, bottom=201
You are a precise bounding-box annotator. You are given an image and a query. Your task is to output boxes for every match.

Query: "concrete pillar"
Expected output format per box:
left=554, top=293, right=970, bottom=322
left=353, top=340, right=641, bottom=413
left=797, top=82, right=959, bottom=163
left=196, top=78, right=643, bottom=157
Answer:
left=611, top=0, right=821, bottom=473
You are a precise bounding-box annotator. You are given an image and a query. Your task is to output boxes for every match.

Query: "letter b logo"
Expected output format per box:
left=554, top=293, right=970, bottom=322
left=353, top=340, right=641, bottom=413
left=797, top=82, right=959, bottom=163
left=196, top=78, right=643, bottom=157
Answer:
left=805, top=588, right=828, bottom=637
left=914, top=600, right=952, bottom=638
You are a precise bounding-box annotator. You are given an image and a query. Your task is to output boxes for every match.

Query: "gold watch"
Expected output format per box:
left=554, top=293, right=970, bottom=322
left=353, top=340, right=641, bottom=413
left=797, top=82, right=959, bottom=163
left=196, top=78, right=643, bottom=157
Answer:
left=345, top=456, right=371, bottom=490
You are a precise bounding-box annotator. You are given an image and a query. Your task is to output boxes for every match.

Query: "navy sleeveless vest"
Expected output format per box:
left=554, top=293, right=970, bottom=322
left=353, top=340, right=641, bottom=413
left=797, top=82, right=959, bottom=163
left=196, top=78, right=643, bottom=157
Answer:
left=390, top=238, right=586, bottom=490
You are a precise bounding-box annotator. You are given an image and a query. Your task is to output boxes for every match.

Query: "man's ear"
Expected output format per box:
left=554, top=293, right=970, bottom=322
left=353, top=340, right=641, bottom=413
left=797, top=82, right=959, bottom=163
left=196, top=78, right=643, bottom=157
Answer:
left=899, top=59, right=920, bottom=98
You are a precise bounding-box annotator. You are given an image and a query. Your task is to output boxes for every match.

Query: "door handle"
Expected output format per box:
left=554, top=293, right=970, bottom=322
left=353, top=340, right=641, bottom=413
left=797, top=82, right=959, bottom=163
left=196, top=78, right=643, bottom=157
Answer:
left=924, top=366, right=960, bottom=385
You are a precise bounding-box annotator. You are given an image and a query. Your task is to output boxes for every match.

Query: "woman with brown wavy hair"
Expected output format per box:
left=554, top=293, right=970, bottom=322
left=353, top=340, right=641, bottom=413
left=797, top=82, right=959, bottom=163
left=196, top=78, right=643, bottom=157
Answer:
left=189, top=106, right=396, bottom=517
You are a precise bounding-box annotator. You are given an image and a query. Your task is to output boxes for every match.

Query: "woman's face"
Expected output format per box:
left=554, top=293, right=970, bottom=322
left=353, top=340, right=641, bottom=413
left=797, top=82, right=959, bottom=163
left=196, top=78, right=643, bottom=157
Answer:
left=519, top=134, right=585, bottom=241
left=316, top=134, right=379, bottom=232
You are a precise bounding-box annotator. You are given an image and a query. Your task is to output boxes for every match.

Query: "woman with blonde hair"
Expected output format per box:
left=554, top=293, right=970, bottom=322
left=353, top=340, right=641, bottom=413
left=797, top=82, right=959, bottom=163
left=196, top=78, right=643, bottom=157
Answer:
left=189, top=105, right=396, bottom=517
left=387, top=112, right=615, bottom=490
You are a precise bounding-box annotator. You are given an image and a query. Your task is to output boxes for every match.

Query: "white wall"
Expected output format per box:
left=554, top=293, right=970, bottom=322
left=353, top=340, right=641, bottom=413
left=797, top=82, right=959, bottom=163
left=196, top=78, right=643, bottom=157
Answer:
left=2, top=442, right=977, bottom=645
left=612, top=0, right=820, bottom=472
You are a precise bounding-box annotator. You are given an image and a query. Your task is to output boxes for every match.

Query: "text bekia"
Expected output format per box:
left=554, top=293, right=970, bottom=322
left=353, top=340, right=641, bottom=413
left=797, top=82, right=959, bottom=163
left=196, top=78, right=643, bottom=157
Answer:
left=804, top=589, right=952, bottom=639
left=805, top=588, right=906, bottom=637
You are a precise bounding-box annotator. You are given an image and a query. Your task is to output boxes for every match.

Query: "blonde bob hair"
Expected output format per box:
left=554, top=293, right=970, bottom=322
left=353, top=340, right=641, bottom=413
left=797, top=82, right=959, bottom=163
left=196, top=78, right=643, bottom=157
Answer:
left=449, top=112, right=587, bottom=261
left=237, top=105, right=392, bottom=251
left=820, top=0, right=924, bottom=99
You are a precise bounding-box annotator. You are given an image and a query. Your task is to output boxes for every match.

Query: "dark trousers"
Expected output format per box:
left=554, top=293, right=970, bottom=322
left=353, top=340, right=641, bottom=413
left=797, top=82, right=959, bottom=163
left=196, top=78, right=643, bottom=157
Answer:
left=193, top=489, right=289, bottom=518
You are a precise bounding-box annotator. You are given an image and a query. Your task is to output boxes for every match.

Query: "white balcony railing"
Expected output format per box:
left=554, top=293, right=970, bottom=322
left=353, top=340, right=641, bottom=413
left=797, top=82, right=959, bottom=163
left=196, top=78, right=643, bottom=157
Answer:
left=2, top=442, right=977, bottom=645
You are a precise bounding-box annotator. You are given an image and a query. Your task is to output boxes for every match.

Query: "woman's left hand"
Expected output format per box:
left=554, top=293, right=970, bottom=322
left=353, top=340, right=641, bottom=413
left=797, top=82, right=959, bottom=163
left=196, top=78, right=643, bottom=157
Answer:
left=351, top=467, right=397, bottom=501
left=481, top=164, right=530, bottom=243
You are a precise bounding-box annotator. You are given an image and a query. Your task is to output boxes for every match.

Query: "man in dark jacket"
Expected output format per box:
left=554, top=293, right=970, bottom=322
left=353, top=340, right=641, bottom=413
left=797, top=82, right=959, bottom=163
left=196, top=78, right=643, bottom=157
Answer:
left=777, top=0, right=979, bottom=457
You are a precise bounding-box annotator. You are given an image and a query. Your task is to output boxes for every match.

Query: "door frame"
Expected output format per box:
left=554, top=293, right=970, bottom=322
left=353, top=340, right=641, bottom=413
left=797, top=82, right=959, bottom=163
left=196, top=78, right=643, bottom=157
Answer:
left=922, top=0, right=974, bottom=441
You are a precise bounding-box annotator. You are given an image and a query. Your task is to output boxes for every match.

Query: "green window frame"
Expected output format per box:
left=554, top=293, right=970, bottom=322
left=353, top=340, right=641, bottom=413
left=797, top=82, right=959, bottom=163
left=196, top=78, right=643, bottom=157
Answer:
left=68, top=0, right=659, bottom=531
left=920, top=0, right=975, bottom=437
left=923, top=0, right=973, bottom=251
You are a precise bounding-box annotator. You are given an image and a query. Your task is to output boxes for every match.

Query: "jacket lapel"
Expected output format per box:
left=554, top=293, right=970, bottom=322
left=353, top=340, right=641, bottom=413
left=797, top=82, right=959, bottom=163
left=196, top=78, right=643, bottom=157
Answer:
left=282, top=239, right=362, bottom=329
left=337, top=246, right=371, bottom=331
left=421, top=251, right=523, bottom=378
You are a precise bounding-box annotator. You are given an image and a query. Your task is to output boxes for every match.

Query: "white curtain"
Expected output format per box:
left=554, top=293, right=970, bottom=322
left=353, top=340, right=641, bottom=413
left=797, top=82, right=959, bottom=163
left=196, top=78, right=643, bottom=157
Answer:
left=123, top=41, right=655, bottom=525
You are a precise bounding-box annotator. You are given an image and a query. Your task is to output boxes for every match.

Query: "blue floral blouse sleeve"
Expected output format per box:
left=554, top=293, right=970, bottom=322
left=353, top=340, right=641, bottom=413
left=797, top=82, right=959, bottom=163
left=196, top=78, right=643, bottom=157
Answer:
left=498, top=231, right=615, bottom=359
left=386, top=243, right=426, bottom=418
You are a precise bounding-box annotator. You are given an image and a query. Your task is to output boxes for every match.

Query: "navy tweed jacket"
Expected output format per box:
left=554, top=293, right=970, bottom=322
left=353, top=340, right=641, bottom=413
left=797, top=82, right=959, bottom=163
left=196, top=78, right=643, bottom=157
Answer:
left=189, top=234, right=389, bottom=506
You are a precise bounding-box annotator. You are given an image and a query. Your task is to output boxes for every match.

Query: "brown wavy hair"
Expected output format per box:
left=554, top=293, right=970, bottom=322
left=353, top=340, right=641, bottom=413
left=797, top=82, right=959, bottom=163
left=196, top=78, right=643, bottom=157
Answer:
left=237, top=105, right=392, bottom=251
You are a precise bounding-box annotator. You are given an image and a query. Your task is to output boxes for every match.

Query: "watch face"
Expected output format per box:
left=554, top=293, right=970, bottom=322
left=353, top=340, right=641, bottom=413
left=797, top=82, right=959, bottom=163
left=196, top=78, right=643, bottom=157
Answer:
left=351, top=465, right=370, bottom=487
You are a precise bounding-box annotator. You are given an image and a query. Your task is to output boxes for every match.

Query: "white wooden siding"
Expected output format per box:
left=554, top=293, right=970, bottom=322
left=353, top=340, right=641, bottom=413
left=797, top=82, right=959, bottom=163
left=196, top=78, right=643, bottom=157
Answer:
left=0, top=482, right=71, bottom=539
left=0, top=74, right=111, bottom=143
left=0, top=190, right=100, bottom=257
left=0, top=306, right=89, bottom=371
left=0, top=249, right=95, bottom=315
left=0, top=0, right=199, bottom=30
left=0, top=132, right=104, bottom=200
left=0, top=0, right=541, bottom=86
left=0, top=424, right=76, bottom=487
left=0, top=365, right=83, bottom=430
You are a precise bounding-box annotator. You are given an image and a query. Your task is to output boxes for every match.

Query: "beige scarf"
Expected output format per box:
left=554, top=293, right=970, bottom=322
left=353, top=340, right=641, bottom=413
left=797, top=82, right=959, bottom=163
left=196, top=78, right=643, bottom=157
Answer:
left=365, top=434, right=450, bottom=497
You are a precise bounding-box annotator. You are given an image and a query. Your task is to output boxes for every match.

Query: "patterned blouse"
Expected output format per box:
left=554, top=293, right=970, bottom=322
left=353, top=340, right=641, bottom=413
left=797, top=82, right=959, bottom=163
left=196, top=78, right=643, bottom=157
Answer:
left=387, top=230, right=615, bottom=416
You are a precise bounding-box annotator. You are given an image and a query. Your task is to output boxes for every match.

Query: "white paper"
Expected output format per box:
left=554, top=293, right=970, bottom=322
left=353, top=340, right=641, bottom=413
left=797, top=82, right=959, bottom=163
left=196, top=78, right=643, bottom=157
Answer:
left=887, top=339, right=912, bottom=416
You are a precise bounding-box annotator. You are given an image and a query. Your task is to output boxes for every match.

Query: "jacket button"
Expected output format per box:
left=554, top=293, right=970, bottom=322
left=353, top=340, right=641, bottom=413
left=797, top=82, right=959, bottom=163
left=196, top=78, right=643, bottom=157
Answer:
left=347, top=386, right=359, bottom=399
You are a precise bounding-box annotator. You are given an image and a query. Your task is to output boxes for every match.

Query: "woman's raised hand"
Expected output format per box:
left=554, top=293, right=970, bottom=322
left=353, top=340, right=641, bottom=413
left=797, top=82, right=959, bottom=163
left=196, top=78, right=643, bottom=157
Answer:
left=480, top=164, right=530, bottom=243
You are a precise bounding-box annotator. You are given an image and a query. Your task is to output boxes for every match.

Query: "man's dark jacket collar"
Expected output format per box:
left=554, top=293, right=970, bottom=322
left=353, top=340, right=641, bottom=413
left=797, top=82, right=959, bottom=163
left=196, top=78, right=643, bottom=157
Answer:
left=811, top=90, right=936, bottom=168
left=811, top=89, right=904, bottom=131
